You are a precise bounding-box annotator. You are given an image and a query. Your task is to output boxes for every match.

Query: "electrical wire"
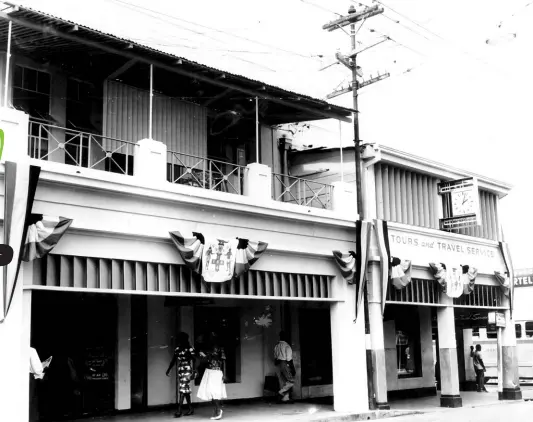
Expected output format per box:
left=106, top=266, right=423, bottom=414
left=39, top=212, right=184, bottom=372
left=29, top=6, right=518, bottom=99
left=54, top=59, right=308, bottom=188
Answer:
left=108, top=0, right=325, bottom=62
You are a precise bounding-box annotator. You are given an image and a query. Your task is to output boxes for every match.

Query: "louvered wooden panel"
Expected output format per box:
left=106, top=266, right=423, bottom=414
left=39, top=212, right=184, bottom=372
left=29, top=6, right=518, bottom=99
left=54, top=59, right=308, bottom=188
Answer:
left=32, top=255, right=332, bottom=299
left=453, top=284, right=503, bottom=308
left=386, top=278, right=441, bottom=305
left=375, top=163, right=440, bottom=229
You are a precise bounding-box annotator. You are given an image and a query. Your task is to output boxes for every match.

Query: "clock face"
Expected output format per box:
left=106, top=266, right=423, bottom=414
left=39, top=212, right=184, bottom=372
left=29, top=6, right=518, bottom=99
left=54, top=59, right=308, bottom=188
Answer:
left=451, top=189, right=475, bottom=216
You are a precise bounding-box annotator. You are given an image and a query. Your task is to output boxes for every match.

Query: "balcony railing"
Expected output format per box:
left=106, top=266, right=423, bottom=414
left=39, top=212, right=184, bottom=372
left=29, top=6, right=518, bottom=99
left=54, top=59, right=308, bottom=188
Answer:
left=28, top=120, right=137, bottom=175
left=26, top=120, right=334, bottom=210
left=272, top=172, right=333, bottom=210
left=167, top=150, right=245, bottom=195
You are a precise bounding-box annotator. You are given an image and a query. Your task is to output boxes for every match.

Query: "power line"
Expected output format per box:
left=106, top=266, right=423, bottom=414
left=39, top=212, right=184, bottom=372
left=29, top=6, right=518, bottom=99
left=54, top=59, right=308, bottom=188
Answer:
left=108, top=0, right=325, bottom=62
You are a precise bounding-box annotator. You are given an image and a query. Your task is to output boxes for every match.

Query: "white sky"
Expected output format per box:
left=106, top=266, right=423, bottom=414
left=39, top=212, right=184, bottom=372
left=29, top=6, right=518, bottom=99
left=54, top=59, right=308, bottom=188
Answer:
left=14, top=0, right=533, bottom=267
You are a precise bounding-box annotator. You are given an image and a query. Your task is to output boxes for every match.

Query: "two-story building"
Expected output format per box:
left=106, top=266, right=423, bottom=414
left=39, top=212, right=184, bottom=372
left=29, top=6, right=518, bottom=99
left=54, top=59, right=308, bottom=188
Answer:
left=291, top=144, right=520, bottom=409
left=0, top=4, right=370, bottom=422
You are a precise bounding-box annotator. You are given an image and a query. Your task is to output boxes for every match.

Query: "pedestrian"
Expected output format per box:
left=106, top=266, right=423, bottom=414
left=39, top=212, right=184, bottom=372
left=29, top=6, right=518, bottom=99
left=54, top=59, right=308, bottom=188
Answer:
left=197, top=332, right=227, bottom=420
left=274, top=331, right=296, bottom=403
left=29, top=347, right=50, bottom=422
left=470, top=344, right=488, bottom=392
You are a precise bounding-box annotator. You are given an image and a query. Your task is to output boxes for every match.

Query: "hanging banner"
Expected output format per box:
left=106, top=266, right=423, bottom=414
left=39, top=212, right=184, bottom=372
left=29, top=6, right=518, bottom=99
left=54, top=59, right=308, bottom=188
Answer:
left=169, top=231, right=268, bottom=283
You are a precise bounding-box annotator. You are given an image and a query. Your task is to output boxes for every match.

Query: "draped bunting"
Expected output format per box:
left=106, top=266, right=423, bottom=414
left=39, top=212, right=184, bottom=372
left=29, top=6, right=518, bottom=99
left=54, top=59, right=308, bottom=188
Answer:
left=169, top=231, right=268, bottom=283
left=429, top=262, right=478, bottom=298
left=498, top=241, right=514, bottom=318
left=391, top=259, right=412, bottom=290
left=22, top=215, right=73, bottom=262
left=332, top=251, right=357, bottom=284
left=374, top=219, right=391, bottom=315
left=332, top=220, right=371, bottom=322
left=461, top=265, right=478, bottom=295
left=2, top=162, right=41, bottom=322
left=494, top=271, right=511, bottom=297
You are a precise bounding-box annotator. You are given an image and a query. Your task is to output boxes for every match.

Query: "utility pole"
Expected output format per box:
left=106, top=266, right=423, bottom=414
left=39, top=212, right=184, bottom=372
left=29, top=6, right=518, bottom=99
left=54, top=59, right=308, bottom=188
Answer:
left=323, top=4, right=387, bottom=220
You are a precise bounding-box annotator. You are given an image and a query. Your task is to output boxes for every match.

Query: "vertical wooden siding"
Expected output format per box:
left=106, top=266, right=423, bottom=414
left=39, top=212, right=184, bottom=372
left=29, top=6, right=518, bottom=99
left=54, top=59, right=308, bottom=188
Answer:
left=103, top=81, right=207, bottom=165
left=375, top=163, right=440, bottom=229
left=374, top=163, right=500, bottom=240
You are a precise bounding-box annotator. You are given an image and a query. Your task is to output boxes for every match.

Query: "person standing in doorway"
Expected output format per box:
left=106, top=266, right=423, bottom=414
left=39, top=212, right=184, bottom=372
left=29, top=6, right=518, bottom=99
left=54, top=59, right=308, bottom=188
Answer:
left=197, top=332, right=227, bottom=420
left=471, top=344, right=488, bottom=392
left=274, top=331, right=296, bottom=403
left=166, top=332, right=197, bottom=418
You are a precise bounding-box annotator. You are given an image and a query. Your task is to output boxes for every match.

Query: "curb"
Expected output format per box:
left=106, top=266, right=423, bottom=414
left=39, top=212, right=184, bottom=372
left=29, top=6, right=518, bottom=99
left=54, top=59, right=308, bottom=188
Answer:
left=311, top=410, right=425, bottom=421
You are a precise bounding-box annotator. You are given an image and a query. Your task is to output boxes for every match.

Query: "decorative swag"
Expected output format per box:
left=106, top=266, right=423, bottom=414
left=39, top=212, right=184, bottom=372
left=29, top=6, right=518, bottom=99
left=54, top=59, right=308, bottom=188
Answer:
left=428, top=263, right=478, bottom=298
left=169, top=231, right=268, bottom=283
left=332, top=220, right=371, bottom=322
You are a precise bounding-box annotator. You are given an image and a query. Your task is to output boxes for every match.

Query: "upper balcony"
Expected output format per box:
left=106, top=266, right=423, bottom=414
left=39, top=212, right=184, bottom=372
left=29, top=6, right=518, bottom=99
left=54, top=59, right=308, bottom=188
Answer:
left=28, top=119, right=335, bottom=210
left=0, top=6, right=355, bottom=213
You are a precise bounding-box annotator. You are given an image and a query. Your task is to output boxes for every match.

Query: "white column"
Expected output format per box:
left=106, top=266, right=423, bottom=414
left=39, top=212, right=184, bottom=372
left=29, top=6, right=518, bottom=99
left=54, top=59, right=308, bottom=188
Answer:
left=367, top=261, right=389, bottom=409
left=437, top=295, right=462, bottom=408
left=147, top=296, right=175, bottom=406
left=0, top=270, right=30, bottom=422
left=331, top=181, right=357, bottom=219
left=134, top=138, right=167, bottom=184
left=463, top=328, right=476, bottom=389
left=243, top=162, right=272, bottom=203
left=499, top=297, right=522, bottom=400
left=330, top=277, right=369, bottom=413
left=0, top=107, right=29, bottom=163
left=115, top=295, right=131, bottom=410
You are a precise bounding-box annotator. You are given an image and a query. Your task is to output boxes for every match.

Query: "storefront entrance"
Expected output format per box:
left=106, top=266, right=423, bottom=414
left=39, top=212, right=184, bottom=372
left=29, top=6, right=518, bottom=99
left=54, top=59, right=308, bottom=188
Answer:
left=29, top=290, right=335, bottom=421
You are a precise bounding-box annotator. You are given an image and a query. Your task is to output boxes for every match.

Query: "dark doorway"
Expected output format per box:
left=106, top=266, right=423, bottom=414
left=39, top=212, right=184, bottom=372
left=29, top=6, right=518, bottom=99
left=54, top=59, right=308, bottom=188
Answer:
left=299, top=308, right=333, bottom=386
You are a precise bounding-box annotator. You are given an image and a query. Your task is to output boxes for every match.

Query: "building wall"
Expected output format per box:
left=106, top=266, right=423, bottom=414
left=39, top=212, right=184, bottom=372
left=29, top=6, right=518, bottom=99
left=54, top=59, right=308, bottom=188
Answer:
left=103, top=81, right=208, bottom=165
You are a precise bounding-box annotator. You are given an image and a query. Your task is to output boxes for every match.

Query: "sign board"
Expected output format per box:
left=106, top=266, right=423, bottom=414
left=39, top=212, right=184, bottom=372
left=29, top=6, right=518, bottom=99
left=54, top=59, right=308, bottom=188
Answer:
left=387, top=227, right=504, bottom=274
left=438, top=177, right=481, bottom=231
left=514, top=274, right=533, bottom=288
left=487, top=311, right=506, bottom=328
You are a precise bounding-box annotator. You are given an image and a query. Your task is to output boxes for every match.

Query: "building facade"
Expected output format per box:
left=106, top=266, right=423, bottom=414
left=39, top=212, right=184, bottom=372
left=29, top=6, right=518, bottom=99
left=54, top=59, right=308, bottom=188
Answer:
left=0, top=6, right=369, bottom=422
left=291, top=144, right=521, bottom=408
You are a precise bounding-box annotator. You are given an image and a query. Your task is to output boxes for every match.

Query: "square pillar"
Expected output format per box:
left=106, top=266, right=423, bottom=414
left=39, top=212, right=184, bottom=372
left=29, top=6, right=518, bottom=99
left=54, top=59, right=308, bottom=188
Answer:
left=243, top=162, right=272, bottom=203
left=330, top=277, right=369, bottom=413
left=437, top=296, right=462, bottom=408
left=462, top=328, right=477, bottom=390
left=134, top=138, right=167, bottom=184
left=367, top=262, right=389, bottom=409
left=115, top=295, right=131, bottom=410
left=499, top=297, right=522, bottom=400
left=0, top=270, right=30, bottom=422
left=331, top=181, right=357, bottom=219
left=0, top=107, right=29, bottom=163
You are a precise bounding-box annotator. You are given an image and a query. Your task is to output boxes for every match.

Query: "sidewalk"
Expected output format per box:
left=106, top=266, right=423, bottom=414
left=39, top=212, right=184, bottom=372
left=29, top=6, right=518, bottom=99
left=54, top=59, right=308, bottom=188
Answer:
left=63, top=386, right=533, bottom=422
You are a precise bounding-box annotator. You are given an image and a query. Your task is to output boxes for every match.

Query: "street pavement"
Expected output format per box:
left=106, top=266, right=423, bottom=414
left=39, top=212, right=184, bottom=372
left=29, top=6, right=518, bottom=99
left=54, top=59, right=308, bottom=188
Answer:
left=389, top=400, right=533, bottom=422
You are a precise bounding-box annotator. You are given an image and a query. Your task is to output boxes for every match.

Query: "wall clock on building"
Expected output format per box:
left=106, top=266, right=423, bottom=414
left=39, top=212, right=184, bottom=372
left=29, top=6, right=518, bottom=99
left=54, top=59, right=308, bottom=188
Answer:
left=451, top=189, right=476, bottom=216
left=438, top=177, right=481, bottom=230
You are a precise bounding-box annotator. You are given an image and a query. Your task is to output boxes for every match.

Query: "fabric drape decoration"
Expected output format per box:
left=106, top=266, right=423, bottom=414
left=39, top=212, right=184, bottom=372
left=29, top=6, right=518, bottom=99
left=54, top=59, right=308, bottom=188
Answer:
left=169, top=231, right=268, bottom=283
left=498, top=241, right=514, bottom=318
left=494, top=271, right=511, bottom=297
left=22, top=215, right=73, bottom=262
left=1, top=162, right=41, bottom=322
left=429, top=262, right=478, bottom=298
left=391, top=258, right=412, bottom=290
left=332, top=251, right=357, bottom=284
left=332, top=220, right=371, bottom=322
left=461, top=265, right=478, bottom=295
left=374, top=219, right=391, bottom=315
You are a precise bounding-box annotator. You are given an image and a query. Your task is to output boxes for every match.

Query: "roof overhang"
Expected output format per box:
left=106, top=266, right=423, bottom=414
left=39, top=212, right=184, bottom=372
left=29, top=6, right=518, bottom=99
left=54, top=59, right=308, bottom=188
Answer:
left=0, top=2, right=354, bottom=124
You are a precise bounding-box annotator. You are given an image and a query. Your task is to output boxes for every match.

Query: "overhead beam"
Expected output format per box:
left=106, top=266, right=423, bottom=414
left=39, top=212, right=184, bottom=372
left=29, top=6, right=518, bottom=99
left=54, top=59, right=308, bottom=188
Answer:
left=106, top=58, right=137, bottom=80
left=0, top=12, right=352, bottom=123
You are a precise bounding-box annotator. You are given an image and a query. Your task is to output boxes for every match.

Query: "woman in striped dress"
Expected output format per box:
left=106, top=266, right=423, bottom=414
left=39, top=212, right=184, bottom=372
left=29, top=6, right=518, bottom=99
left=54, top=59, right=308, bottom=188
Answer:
left=166, top=332, right=196, bottom=418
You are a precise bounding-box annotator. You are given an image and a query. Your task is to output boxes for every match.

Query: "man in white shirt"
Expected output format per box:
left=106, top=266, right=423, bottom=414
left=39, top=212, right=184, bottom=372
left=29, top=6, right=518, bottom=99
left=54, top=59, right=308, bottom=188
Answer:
left=273, top=331, right=295, bottom=403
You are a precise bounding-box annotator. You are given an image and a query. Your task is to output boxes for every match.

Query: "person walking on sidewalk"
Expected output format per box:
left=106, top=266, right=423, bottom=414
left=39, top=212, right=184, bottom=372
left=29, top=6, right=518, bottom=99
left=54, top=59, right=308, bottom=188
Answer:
left=166, top=332, right=197, bottom=418
left=274, top=331, right=296, bottom=403
left=471, top=344, right=488, bottom=392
